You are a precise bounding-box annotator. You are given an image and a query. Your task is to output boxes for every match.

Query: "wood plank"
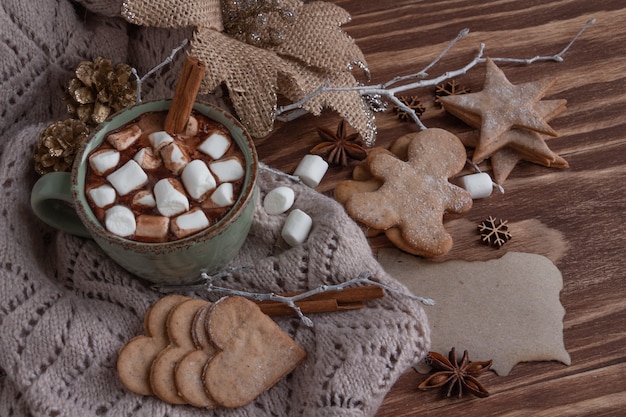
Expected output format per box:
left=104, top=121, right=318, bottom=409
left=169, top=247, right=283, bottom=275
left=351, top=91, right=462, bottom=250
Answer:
left=258, top=1, right=626, bottom=415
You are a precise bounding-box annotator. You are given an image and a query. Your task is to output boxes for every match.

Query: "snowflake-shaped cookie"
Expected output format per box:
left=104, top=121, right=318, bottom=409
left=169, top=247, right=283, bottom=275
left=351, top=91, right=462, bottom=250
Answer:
left=344, top=128, right=473, bottom=257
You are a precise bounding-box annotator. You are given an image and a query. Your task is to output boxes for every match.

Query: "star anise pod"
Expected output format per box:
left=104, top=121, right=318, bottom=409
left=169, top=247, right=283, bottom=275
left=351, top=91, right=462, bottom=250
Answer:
left=393, top=95, right=425, bottom=122
left=310, top=119, right=367, bottom=167
left=418, top=348, right=492, bottom=399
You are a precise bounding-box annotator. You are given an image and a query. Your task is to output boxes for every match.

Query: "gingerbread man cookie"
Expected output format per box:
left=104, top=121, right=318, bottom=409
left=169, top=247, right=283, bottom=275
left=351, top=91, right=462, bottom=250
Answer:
left=342, top=128, right=472, bottom=257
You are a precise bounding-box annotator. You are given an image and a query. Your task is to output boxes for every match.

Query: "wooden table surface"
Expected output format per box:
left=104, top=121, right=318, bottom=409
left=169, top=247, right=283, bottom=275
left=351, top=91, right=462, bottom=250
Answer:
left=255, top=1, right=626, bottom=415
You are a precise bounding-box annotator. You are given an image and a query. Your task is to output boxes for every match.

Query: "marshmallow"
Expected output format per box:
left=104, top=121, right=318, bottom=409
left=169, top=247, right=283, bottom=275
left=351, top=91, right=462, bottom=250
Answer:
left=135, top=215, right=170, bottom=242
left=132, top=190, right=156, bottom=208
left=184, top=115, right=199, bottom=137
left=160, top=142, right=190, bottom=175
left=456, top=172, right=493, bottom=199
left=106, top=160, right=148, bottom=196
left=281, top=208, right=313, bottom=247
left=87, top=184, right=116, bottom=208
left=154, top=178, right=189, bottom=217
left=209, top=157, right=244, bottom=182
left=181, top=160, right=216, bottom=201
left=199, top=132, right=231, bottom=159
left=89, top=149, right=120, bottom=175
left=171, top=208, right=210, bottom=239
left=210, top=182, right=235, bottom=207
left=149, top=131, right=174, bottom=151
left=107, top=124, right=142, bottom=150
left=263, top=186, right=295, bottom=215
left=133, top=147, right=162, bottom=170
left=104, top=205, right=136, bottom=237
left=293, top=154, right=328, bottom=188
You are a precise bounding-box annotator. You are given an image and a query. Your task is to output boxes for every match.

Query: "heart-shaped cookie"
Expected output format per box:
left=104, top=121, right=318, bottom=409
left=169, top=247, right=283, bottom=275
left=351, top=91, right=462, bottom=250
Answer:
left=203, top=296, right=307, bottom=408
left=175, top=303, right=218, bottom=408
left=150, top=298, right=209, bottom=404
left=116, top=294, right=188, bottom=396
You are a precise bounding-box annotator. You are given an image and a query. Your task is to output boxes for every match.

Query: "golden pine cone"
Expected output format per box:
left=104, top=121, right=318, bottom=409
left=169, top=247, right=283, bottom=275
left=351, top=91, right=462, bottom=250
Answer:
left=34, top=119, right=90, bottom=175
left=65, top=57, right=137, bottom=126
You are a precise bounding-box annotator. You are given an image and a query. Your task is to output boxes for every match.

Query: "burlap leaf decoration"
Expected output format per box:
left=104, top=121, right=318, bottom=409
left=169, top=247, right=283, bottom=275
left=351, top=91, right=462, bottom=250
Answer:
left=191, top=27, right=301, bottom=138
left=121, top=0, right=374, bottom=141
left=122, top=0, right=224, bottom=30
left=268, top=2, right=368, bottom=75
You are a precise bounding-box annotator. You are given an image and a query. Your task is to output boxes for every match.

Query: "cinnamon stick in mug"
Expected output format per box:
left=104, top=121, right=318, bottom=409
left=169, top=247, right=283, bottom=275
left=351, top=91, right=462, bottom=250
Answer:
left=165, top=55, right=206, bottom=135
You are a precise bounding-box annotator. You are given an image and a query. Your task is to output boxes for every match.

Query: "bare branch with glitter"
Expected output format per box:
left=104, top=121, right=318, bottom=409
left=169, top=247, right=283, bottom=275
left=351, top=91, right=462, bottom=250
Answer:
left=277, top=19, right=594, bottom=132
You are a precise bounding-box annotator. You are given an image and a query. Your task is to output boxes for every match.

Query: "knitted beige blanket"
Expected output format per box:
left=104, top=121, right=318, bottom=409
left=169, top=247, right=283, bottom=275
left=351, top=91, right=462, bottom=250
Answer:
left=0, top=1, right=430, bottom=416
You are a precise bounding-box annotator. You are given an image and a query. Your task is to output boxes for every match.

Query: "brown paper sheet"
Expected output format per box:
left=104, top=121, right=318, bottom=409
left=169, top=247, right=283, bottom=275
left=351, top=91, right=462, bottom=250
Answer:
left=378, top=250, right=571, bottom=376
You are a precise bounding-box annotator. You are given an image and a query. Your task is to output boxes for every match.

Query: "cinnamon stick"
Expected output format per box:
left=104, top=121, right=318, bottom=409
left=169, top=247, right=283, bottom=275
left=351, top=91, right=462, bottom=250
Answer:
left=256, top=285, right=384, bottom=317
left=164, top=55, right=206, bottom=135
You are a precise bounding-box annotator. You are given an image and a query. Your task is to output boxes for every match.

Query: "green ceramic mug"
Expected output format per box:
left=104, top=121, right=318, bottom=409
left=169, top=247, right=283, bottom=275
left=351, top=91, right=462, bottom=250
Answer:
left=31, top=100, right=258, bottom=285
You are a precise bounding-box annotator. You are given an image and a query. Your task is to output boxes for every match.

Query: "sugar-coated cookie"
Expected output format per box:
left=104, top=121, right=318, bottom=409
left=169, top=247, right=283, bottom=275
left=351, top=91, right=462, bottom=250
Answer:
left=439, top=57, right=560, bottom=163
left=203, top=296, right=307, bottom=408
left=116, top=294, right=189, bottom=396
left=340, top=128, right=472, bottom=257
left=175, top=303, right=218, bottom=408
left=175, top=349, right=217, bottom=408
left=150, top=298, right=209, bottom=404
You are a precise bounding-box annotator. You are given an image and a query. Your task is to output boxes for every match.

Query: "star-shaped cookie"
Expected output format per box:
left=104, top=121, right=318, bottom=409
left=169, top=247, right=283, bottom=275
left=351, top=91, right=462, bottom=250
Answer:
left=343, top=128, right=472, bottom=257
left=490, top=145, right=569, bottom=184
left=457, top=99, right=568, bottom=183
left=440, top=58, right=559, bottom=163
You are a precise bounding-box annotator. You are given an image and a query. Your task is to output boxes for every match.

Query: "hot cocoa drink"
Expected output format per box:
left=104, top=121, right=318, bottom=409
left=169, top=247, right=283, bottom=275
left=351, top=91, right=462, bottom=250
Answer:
left=85, top=110, right=245, bottom=242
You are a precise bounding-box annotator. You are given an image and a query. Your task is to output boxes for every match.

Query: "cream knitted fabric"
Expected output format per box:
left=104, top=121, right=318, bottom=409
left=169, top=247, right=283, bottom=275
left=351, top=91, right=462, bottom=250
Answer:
left=0, top=1, right=431, bottom=416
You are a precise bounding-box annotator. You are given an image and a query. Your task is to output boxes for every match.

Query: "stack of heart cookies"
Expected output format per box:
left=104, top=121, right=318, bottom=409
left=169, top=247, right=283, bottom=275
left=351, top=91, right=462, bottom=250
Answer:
left=116, top=294, right=306, bottom=409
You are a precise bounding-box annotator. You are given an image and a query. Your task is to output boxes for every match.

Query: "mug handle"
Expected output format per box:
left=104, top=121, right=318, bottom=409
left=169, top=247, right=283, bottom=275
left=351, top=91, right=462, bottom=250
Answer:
left=30, top=172, right=92, bottom=238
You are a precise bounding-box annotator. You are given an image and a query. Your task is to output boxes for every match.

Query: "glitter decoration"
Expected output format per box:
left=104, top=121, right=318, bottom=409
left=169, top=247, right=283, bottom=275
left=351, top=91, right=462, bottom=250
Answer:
left=65, top=57, right=137, bottom=126
left=221, top=0, right=296, bottom=47
left=34, top=119, right=90, bottom=175
left=363, top=92, right=388, bottom=113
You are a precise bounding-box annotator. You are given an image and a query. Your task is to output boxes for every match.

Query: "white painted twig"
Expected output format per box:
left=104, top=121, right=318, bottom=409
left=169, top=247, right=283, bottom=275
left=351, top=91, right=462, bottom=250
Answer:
left=490, top=18, right=595, bottom=65
left=382, top=28, right=470, bottom=88
left=155, top=270, right=435, bottom=327
left=276, top=80, right=330, bottom=118
left=128, top=20, right=593, bottom=138
left=131, top=39, right=189, bottom=103
left=259, top=163, right=303, bottom=183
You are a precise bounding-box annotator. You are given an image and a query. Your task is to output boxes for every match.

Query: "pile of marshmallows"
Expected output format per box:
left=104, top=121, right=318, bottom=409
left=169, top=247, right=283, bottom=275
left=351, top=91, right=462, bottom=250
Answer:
left=88, top=119, right=243, bottom=240
left=266, top=154, right=329, bottom=247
